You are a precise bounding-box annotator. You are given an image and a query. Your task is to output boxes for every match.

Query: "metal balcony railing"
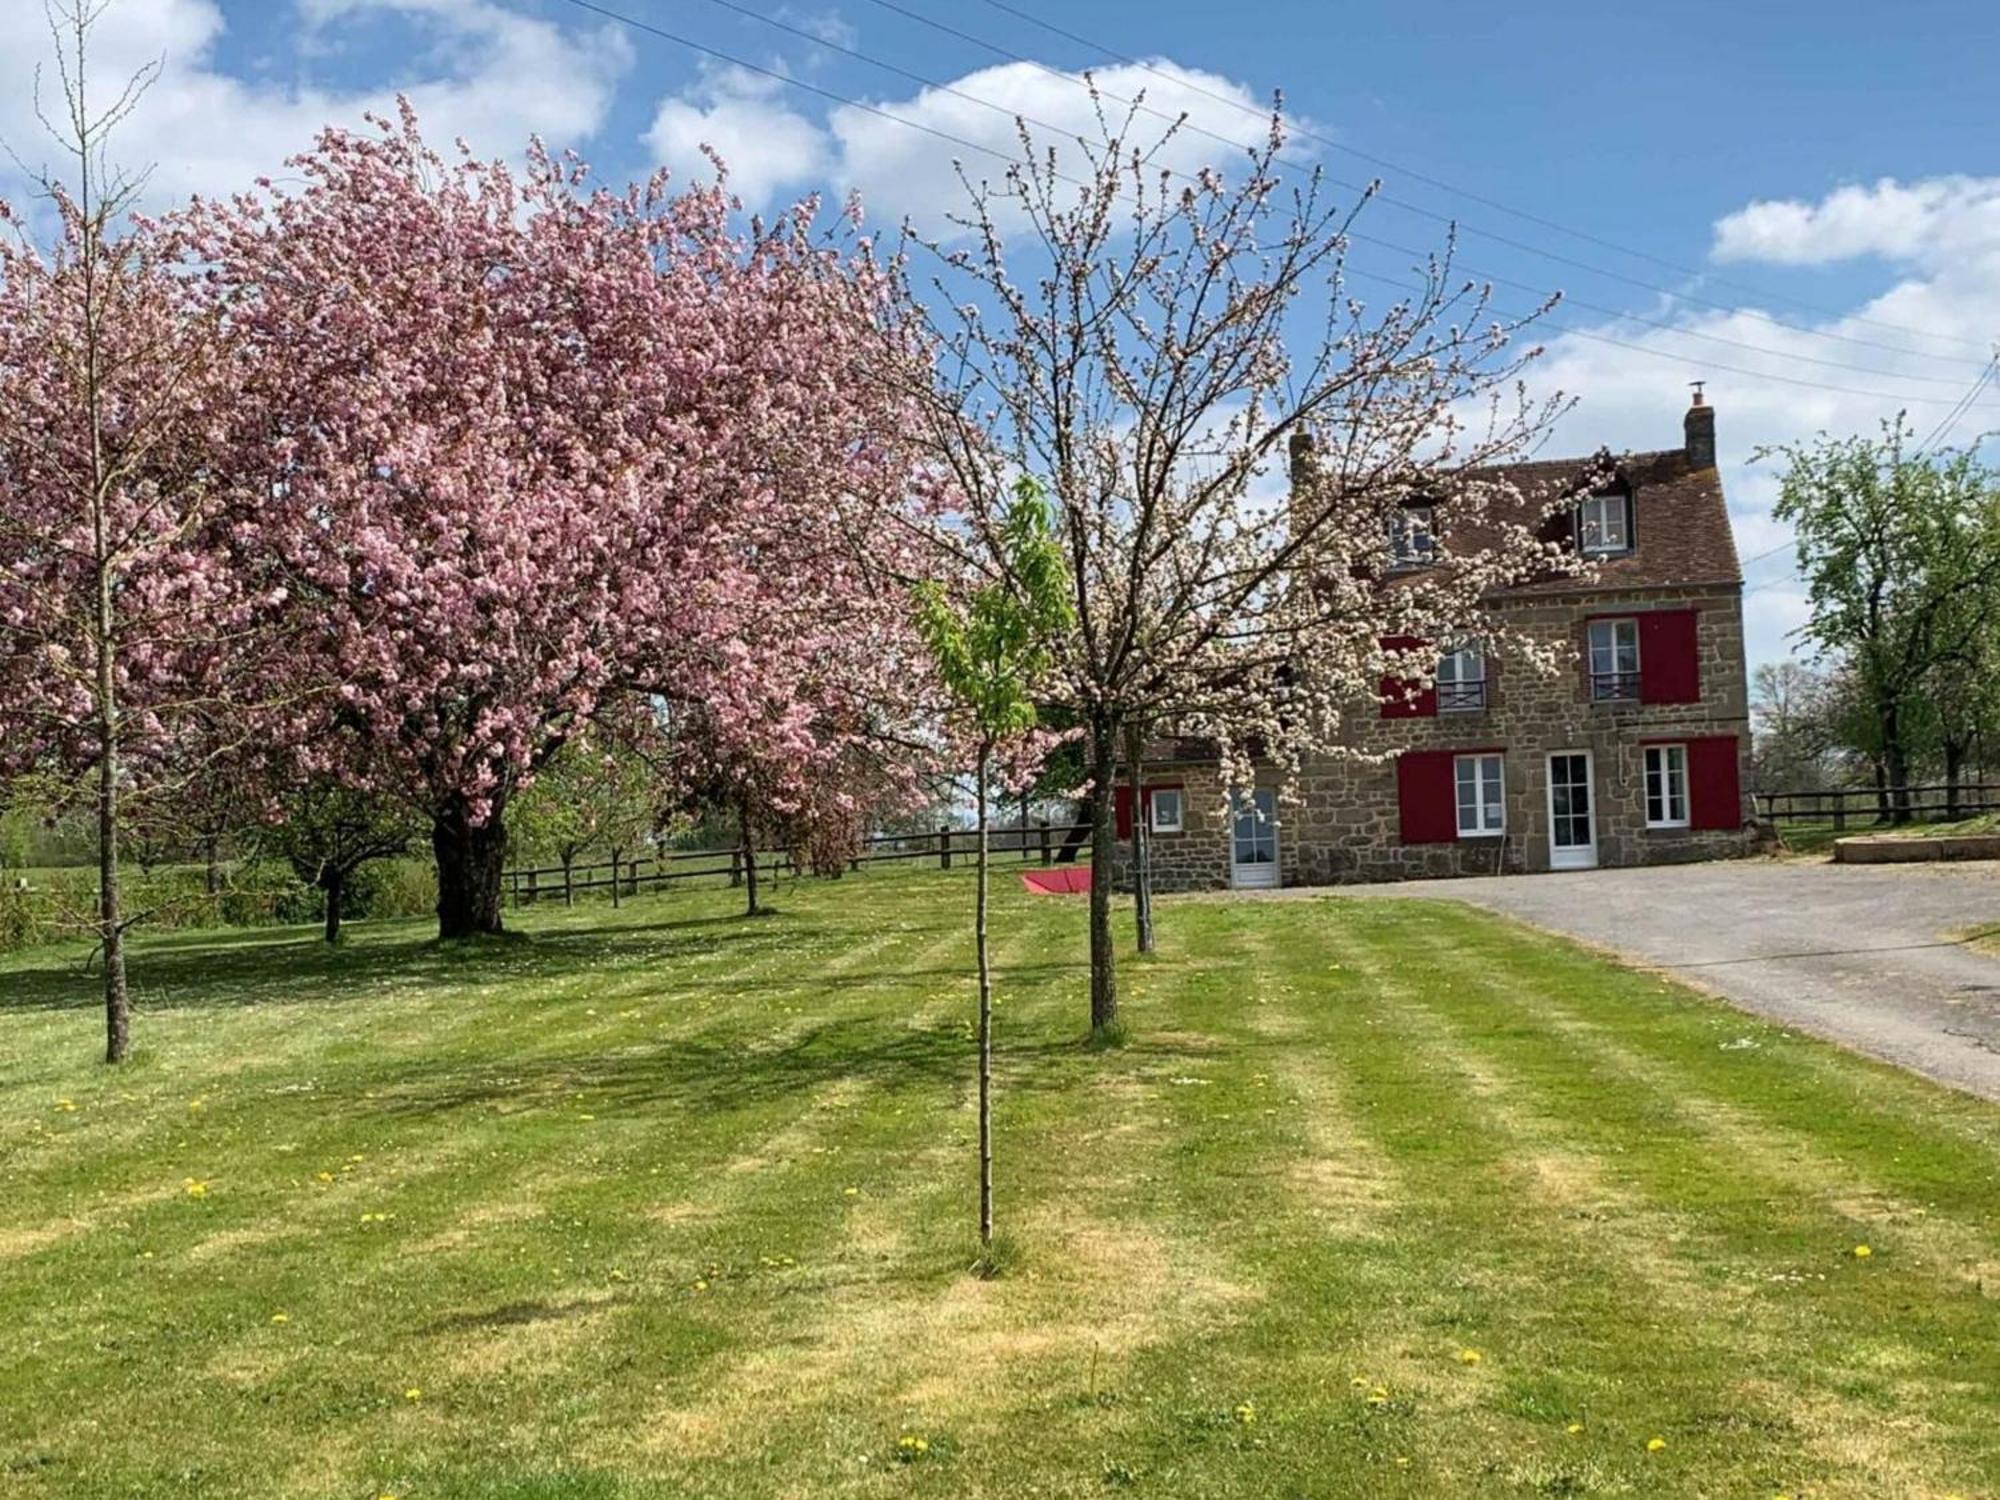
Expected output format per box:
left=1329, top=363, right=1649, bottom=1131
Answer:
left=1439, top=679, right=1488, bottom=712
left=1590, top=669, right=1642, bottom=702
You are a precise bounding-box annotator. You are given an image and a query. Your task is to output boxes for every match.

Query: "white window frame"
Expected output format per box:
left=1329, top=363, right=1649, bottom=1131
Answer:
left=1587, top=617, right=1641, bottom=700
left=1437, top=642, right=1487, bottom=713
left=1577, top=492, right=1632, bottom=555
left=1149, top=788, right=1184, bottom=835
left=1387, top=505, right=1436, bottom=566
left=1454, top=752, right=1506, bottom=838
left=1644, top=744, right=1690, bottom=828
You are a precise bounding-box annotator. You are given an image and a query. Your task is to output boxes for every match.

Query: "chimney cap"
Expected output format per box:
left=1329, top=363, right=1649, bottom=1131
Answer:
left=1688, top=379, right=1706, bottom=407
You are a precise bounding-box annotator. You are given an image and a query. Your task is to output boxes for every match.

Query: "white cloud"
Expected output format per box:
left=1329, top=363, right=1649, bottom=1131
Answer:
left=639, top=55, right=1317, bottom=224
left=1713, top=175, right=2000, bottom=268
left=644, top=64, right=829, bottom=207
left=0, top=0, right=631, bottom=209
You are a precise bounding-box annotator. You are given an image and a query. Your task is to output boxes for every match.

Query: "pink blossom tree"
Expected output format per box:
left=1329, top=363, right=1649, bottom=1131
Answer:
left=187, top=108, right=930, bottom=939
left=0, top=2, right=261, bottom=1060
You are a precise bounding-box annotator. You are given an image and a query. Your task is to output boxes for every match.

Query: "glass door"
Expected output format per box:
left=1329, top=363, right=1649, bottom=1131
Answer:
left=1546, top=751, right=1597, bottom=870
left=1231, top=789, right=1280, bottom=889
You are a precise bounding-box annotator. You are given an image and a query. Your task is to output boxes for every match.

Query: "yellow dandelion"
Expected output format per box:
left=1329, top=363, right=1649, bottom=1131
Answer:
left=1566, top=1422, right=1584, bottom=1434
left=1852, top=1243, right=1873, bottom=1258
left=270, top=1312, right=290, bottom=1325
left=315, top=1171, right=335, bottom=1184
left=1366, top=1387, right=1389, bottom=1407
left=403, top=1387, right=422, bottom=1402
left=1457, top=1348, right=1482, bottom=1366
left=842, top=1186, right=859, bottom=1197
left=1234, top=1402, right=1256, bottom=1425
left=693, top=1279, right=708, bottom=1292
left=183, top=1178, right=209, bottom=1198
left=1646, top=1436, right=1667, bottom=1453
left=55, top=1098, right=76, bottom=1112
left=1393, top=1456, right=1410, bottom=1468
left=1349, top=1376, right=1368, bottom=1389
left=188, top=1097, right=207, bottom=1112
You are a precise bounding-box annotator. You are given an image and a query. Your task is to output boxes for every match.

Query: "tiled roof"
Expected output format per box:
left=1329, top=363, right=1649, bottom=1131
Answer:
left=1478, top=446, right=1741, bottom=596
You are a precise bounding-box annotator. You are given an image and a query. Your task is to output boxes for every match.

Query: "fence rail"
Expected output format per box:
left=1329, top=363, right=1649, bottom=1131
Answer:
left=1754, top=783, right=2000, bottom=829
left=501, top=821, right=1093, bottom=906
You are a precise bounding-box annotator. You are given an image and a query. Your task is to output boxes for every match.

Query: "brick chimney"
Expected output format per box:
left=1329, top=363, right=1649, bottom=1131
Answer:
left=1684, top=384, right=1716, bottom=468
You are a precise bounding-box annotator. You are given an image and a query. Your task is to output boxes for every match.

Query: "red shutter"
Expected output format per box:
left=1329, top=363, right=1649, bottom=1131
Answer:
left=1639, top=610, right=1701, bottom=704
left=1380, top=634, right=1438, bottom=719
left=1687, top=736, right=1742, bottom=830
left=1396, top=750, right=1459, bottom=844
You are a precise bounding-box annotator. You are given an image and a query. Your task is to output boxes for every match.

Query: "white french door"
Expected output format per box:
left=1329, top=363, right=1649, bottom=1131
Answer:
left=1546, top=751, right=1598, bottom=870
left=1230, top=789, right=1281, bottom=889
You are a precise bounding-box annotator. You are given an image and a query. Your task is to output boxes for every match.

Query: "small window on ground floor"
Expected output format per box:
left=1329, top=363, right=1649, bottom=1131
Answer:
left=1645, top=743, right=1689, bottom=827
left=1455, top=752, right=1505, bottom=836
left=1150, top=788, right=1184, bottom=834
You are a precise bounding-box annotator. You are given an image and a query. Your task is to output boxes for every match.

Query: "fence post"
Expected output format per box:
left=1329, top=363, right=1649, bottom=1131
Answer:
left=940, top=825, right=953, bottom=870
left=1832, top=794, right=1846, bottom=832
left=1039, top=818, right=1052, bottom=867
left=730, top=849, right=743, bottom=887
left=610, top=851, right=621, bottom=909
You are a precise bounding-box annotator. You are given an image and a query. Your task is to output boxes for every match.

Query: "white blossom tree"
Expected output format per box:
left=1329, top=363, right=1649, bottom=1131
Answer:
left=897, top=100, right=1583, bottom=1033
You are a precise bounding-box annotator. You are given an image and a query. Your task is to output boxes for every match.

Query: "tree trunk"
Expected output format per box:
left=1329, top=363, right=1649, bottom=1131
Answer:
left=1882, top=701, right=1912, bottom=825
left=610, top=849, right=622, bottom=910
left=433, top=795, right=508, bottom=940
left=323, top=868, right=344, bottom=945
left=97, top=696, right=129, bottom=1064
left=562, top=855, right=574, bottom=907
left=740, top=800, right=761, bottom=917
left=1087, top=712, right=1119, bottom=1034
left=95, top=568, right=130, bottom=1063
left=1945, top=742, right=1967, bottom=820
left=975, top=748, right=994, bottom=1251
left=1123, top=721, right=1154, bottom=954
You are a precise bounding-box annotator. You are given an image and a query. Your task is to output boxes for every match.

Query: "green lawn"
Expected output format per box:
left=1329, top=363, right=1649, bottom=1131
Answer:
left=3, top=869, right=1998, bottom=1499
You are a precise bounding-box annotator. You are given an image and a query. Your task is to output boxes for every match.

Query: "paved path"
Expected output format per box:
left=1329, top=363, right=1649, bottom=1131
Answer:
left=1326, top=861, right=2000, bottom=1101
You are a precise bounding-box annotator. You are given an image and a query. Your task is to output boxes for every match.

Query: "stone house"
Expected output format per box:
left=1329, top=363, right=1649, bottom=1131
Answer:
left=1114, top=395, right=1751, bottom=891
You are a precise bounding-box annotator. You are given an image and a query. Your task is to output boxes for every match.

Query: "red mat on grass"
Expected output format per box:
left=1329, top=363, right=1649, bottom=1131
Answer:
left=1021, top=866, right=1092, bottom=895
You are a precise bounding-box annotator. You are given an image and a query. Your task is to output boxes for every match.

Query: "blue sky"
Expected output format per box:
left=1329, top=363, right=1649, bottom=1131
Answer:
left=5, top=0, right=1996, bottom=679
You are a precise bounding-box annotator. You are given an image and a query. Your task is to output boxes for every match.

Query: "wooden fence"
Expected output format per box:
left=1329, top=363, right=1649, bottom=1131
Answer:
left=501, top=821, right=1093, bottom=906
left=1754, top=783, right=2000, bottom=830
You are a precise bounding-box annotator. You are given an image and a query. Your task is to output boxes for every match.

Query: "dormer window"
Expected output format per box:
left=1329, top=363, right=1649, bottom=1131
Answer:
left=1577, top=492, right=1632, bottom=555
left=1388, top=505, right=1436, bottom=566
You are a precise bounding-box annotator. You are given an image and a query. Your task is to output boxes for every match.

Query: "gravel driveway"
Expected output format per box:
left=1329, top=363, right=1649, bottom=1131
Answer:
left=1331, top=859, right=2000, bottom=1101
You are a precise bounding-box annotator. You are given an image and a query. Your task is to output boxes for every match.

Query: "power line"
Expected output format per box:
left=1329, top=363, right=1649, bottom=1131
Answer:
left=632, top=0, right=1990, bottom=395
left=1915, top=356, right=2000, bottom=456
left=968, top=0, right=1996, bottom=364
left=558, top=0, right=2000, bottom=414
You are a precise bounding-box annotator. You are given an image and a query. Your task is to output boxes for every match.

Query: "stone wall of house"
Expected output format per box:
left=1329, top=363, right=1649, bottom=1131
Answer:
left=1111, top=584, right=1753, bottom=892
